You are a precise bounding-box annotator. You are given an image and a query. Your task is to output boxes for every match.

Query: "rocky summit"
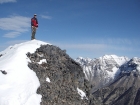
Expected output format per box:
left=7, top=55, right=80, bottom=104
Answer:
left=27, top=44, right=91, bottom=105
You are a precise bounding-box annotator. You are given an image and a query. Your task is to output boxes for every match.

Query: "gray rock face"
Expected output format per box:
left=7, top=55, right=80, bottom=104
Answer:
left=0, top=54, right=2, bottom=57
left=90, top=57, right=140, bottom=105
left=27, top=44, right=91, bottom=105
left=0, top=70, right=7, bottom=75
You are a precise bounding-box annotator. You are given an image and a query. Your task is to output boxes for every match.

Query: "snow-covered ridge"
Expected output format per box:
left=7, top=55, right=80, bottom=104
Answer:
left=76, top=55, right=129, bottom=78
left=0, top=40, right=50, bottom=105
left=100, top=55, right=129, bottom=65
left=120, top=57, right=140, bottom=73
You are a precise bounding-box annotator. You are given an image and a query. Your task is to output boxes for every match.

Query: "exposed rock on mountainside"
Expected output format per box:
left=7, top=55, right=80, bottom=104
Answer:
left=90, top=57, right=140, bottom=105
left=27, top=44, right=91, bottom=105
left=23, top=42, right=140, bottom=105
left=0, top=54, right=2, bottom=57
left=76, top=55, right=129, bottom=91
left=0, top=70, right=7, bottom=75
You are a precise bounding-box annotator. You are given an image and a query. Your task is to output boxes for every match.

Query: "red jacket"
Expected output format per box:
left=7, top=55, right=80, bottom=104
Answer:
left=31, top=17, right=38, bottom=27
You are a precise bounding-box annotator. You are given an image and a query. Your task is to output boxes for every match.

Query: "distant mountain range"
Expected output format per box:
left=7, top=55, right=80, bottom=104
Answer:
left=75, top=55, right=129, bottom=91
left=75, top=55, right=140, bottom=105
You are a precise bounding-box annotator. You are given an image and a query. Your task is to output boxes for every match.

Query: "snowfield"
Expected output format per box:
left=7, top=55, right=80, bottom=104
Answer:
left=0, top=40, right=49, bottom=105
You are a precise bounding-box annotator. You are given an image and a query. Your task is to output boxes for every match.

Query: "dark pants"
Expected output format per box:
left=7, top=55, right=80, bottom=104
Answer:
left=31, top=26, right=37, bottom=40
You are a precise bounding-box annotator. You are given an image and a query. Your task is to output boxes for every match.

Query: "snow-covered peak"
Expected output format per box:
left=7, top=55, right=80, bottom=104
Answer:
left=0, top=40, right=50, bottom=105
left=75, top=55, right=130, bottom=91
left=0, top=40, right=48, bottom=55
left=131, top=57, right=140, bottom=64
left=76, top=57, right=93, bottom=66
left=99, top=54, right=129, bottom=66
left=131, top=58, right=140, bottom=72
left=76, top=57, right=92, bottom=61
left=76, top=55, right=129, bottom=67
left=120, top=57, right=140, bottom=73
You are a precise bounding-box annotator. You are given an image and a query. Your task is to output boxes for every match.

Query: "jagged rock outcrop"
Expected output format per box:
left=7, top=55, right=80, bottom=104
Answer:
left=90, top=57, right=140, bottom=105
left=27, top=44, right=91, bottom=105
left=0, top=54, right=2, bottom=57
left=0, top=70, right=7, bottom=75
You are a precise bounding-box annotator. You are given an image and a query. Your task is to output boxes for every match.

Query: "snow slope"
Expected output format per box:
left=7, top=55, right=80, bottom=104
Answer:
left=0, top=40, right=49, bottom=105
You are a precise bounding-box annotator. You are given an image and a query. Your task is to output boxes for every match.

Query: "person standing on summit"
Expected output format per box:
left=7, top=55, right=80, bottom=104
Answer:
left=31, top=14, right=38, bottom=40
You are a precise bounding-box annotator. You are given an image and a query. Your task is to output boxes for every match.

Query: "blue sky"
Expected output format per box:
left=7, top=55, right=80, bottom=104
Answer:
left=0, top=0, right=140, bottom=59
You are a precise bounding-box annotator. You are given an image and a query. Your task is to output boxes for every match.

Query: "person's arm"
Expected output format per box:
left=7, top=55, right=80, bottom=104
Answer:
left=31, top=18, right=33, bottom=26
left=36, top=18, right=38, bottom=27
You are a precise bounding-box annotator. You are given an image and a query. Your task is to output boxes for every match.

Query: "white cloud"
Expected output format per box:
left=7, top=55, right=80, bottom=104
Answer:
left=0, top=0, right=16, bottom=4
left=0, top=15, right=30, bottom=38
left=4, top=32, right=20, bottom=38
left=100, top=38, right=139, bottom=45
left=53, top=40, right=140, bottom=55
left=65, top=44, right=107, bottom=50
left=40, top=15, right=52, bottom=19
left=54, top=43, right=107, bottom=51
left=106, top=38, right=132, bottom=45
